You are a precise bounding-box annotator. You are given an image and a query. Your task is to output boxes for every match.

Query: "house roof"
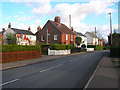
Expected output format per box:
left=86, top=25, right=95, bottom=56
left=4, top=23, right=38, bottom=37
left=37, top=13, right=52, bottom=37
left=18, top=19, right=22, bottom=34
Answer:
left=74, top=31, right=86, bottom=37
left=86, top=32, right=98, bottom=38
left=11, top=28, right=35, bottom=35
left=48, top=20, right=75, bottom=35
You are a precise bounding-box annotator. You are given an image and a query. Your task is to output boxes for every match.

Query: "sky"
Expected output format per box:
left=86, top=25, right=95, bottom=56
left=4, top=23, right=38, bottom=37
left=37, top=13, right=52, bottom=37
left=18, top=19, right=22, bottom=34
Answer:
left=0, top=0, right=119, bottom=41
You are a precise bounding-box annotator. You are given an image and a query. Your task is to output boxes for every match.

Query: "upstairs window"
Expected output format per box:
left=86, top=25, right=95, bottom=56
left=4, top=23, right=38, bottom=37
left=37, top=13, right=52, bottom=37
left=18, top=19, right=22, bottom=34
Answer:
left=54, top=34, right=57, bottom=40
left=41, top=36, right=44, bottom=41
left=71, top=35, right=73, bottom=41
left=66, top=34, right=68, bottom=40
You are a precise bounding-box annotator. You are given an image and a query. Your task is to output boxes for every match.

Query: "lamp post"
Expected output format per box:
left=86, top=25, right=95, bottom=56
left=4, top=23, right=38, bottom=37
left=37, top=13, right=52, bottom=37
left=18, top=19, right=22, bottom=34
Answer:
left=108, top=12, right=112, bottom=45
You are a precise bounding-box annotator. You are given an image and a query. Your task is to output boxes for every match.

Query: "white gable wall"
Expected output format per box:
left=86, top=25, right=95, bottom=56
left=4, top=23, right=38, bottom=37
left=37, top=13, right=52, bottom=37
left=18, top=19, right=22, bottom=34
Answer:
left=85, top=32, right=93, bottom=45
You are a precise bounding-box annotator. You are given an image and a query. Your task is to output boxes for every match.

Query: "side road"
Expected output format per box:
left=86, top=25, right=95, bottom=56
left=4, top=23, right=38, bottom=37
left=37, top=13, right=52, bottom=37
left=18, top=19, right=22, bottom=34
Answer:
left=85, top=54, right=119, bottom=88
left=1, top=52, right=86, bottom=70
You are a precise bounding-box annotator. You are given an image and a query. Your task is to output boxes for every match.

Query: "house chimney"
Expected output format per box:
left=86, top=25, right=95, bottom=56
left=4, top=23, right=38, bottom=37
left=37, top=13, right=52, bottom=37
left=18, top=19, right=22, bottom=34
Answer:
left=71, top=27, right=74, bottom=31
left=28, top=26, right=30, bottom=31
left=8, top=22, right=11, bottom=28
left=54, top=16, right=61, bottom=24
left=69, top=15, right=71, bottom=29
left=2, top=28, right=5, bottom=34
left=37, top=26, right=41, bottom=31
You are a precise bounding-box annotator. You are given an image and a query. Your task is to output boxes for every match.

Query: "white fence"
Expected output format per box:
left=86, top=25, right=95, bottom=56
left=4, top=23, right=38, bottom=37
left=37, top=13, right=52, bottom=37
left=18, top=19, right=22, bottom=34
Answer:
left=48, top=48, right=71, bottom=55
left=87, top=48, right=94, bottom=51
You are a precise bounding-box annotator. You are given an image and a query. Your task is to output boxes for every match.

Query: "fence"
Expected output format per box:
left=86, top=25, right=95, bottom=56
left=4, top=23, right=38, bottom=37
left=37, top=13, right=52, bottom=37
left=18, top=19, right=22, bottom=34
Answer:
left=1, top=50, right=41, bottom=63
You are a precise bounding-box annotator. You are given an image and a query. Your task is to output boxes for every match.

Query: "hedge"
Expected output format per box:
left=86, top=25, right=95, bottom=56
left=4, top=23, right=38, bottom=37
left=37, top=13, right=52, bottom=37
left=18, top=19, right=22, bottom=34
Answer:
left=50, top=44, right=71, bottom=50
left=87, top=45, right=96, bottom=48
left=110, top=46, right=120, bottom=58
left=71, top=47, right=86, bottom=53
left=96, top=45, right=103, bottom=50
left=2, top=45, right=41, bottom=52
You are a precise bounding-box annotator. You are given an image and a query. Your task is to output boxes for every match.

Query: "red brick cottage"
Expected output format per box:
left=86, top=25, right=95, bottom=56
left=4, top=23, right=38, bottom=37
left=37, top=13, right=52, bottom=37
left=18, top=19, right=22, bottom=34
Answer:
left=36, top=16, right=76, bottom=46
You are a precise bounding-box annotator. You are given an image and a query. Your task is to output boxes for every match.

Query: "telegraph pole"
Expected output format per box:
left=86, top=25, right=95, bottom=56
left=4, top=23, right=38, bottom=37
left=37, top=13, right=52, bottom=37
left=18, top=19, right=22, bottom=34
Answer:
left=95, top=27, right=97, bottom=50
left=108, top=12, right=112, bottom=45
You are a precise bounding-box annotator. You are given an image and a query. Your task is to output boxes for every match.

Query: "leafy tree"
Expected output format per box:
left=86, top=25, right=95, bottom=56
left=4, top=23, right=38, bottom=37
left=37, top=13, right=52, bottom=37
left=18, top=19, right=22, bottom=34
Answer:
left=6, top=33, right=16, bottom=44
left=75, top=37, right=82, bottom=47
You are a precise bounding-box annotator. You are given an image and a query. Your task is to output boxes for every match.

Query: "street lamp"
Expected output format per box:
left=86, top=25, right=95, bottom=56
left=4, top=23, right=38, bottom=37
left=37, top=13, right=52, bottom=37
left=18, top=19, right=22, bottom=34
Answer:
left=108, top=12, right=112, bottom=45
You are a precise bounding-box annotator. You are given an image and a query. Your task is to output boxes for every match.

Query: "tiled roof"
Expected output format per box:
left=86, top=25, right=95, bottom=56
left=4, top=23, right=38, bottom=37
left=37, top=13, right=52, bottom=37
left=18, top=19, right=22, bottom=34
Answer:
left=11, top=28, right=34, bottom=35
left=74, top=31, right=86, bottom=37
left=86, top=32, right=98, bottom=38
left=49, top=20, right=75, bottom=35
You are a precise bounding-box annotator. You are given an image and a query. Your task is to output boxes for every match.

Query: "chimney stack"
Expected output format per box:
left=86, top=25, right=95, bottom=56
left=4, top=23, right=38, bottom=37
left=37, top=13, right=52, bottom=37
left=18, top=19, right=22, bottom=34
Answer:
left=37, top=26, right=41, bottom=31
left=69, top=15, right=71, bottom=29
left=28, top=26, right=30, bottom=31
left=71, top=27, right=74, bottom=31
left=8, top=22, right=11, bottom=28
left=54, top=16, right=61, bottom=24
left=2, top=28, right=5, bottom=34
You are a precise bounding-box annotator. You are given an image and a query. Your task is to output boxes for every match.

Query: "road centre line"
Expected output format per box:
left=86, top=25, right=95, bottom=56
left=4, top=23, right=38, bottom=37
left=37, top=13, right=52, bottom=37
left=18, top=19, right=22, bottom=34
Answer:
left=40, top=64, right=63, bottom=73
left=0, top=78, right=20, bottom=86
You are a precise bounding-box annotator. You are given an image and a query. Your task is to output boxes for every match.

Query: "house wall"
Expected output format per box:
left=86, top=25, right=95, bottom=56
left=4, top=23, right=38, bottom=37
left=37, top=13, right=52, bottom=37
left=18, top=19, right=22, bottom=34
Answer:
left=93, top=38, right=98, bottom=45
left=85, top=32, right=93, bottom=45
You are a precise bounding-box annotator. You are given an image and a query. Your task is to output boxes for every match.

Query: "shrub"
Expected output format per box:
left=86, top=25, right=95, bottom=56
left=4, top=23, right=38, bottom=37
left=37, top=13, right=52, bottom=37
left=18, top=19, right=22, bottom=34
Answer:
left=104, top=45, right=111, bottom=50
left=87, top=45, right=96, bottom=48
left=110, top=46, right=120, bottom=58
left=50, top=44, right=68, bottom=50
left=96, top=45, right=103, bottom=50
left=2, top=45, right=41, bottom=52
left=81, top=44, right=86, bottom=48
left=66, top=45, right=71, bottom=50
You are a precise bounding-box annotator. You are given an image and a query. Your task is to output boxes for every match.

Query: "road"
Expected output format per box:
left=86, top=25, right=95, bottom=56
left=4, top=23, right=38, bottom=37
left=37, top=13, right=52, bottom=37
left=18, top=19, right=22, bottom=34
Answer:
left=2, top=51, right=109, bottom=88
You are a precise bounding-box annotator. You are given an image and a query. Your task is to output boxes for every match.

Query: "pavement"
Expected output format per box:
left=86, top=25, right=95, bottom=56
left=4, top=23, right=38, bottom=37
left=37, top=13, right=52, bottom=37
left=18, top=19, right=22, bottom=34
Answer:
left=1, top=52, right=86, bottom=70
left=85, top=54, right=119, bottom=89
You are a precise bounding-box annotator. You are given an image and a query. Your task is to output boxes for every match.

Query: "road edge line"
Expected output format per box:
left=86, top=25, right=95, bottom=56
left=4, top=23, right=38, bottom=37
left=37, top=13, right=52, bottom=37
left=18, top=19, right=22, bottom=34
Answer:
left=83, top=54, right=107, bottom=89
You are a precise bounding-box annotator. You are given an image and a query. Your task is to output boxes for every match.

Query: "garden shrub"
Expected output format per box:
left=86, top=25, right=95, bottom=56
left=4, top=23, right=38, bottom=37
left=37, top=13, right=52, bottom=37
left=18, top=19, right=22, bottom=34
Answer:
left=96, top=45, right=103, bottom=50
left=87, top=45, right=96, bottom=48
left=110, top=46, right=120, bottom=58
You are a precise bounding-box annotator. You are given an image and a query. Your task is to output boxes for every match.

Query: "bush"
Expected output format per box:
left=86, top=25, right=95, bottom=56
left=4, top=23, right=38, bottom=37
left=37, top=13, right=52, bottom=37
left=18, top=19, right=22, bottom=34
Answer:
left=41, top=44, right=50, bottom=55
left=96, top=45, right=103, bottom=50
left=110, top=46, right=120, bottom=57
left=2, top=45, right=41, bottom=52
left=50, top=44, right=70, bottom=50
left=81, top=44, right=86, bottom=48
left=104, top=45, right=111, bottom=50
left=87, top=45, right=96, bottom=48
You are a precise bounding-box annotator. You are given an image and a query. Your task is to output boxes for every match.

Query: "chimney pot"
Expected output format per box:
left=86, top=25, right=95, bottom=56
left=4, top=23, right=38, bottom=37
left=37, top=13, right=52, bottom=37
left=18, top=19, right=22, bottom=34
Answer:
left=8, top=22, right=11, bottom=28
left=28, top=26, right=30, bottom=31
left=54, top=16, right=61, bottom=24
left=37, top=26, right=41, bottom=31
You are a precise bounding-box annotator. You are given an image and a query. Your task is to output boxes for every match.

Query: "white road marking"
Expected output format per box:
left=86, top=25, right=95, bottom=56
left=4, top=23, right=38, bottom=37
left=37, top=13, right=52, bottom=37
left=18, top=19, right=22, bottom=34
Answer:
left=0, top=78, right=20, bottom=86
left=40, top=64, right=63, bottom=73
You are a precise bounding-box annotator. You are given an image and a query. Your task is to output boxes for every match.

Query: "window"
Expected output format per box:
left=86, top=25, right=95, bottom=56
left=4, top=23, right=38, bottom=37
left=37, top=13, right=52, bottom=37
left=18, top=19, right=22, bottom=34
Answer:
left=54, top=34, right=57, bottom=40
left=41, top=36, right=44, bottom=41
left=71, top=35, right=73, bottom=41
left=66, top=34, right=68, bottom=40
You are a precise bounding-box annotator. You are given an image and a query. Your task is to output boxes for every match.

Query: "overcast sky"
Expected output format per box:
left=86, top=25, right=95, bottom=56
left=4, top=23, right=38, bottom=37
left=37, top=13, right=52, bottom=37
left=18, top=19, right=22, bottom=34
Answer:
left=0, top=0, right=119, bottom=40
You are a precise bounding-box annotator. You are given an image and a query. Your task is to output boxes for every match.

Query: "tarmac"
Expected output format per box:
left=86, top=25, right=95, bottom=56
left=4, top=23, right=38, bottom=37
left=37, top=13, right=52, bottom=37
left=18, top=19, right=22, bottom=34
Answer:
left=1, top=51, right=119, bottom=89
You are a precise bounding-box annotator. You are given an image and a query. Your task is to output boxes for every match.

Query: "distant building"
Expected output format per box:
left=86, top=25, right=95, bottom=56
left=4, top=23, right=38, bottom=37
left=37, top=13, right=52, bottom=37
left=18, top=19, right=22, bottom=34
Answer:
left=36, top=16, right=76, bottom=46
left=85, top=32, right=103, bottom=46
left=3, top=23, right=36, bottom=45
left=74, top=31, right=87, bottom=47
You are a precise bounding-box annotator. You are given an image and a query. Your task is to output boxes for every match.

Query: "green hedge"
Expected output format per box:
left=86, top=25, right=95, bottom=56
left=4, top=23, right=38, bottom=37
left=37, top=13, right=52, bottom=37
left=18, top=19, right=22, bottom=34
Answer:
left=2, top=45, right=41, bottom=52
left=71, top=47, right=86, bottom=53
left=110, top=46, right=120, bottom=57
left=96, top=45, right=103, bottom=50
left=50, top=44, right=71, bottom=50
left=87, top=45, right=96, bottom=48
left=103, top=45, right=111, bottom=50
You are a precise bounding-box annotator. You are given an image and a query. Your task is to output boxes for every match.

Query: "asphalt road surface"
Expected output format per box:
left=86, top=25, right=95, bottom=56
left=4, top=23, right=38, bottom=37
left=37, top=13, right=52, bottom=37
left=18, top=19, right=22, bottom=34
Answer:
left=2, top=51, right=109, bottom=88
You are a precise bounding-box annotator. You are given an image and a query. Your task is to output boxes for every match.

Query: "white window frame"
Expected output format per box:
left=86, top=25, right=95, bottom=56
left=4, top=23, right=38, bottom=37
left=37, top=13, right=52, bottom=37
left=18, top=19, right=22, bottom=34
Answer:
left=71, top=35, right=73, bottom=41
left=41, top=36, right=44, bottom=41
left=54, top=34, right=57, bottom=40
left=66, top=34, right=68, bottom=40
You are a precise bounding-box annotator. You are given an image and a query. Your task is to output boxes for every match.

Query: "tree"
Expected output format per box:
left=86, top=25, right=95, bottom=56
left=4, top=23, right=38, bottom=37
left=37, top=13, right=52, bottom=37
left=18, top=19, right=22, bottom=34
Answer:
left=81, top=44, right=86, bottom=48
left=6, top=33, right=16, bottom=44
left=75, top=37, right=82, bottom=47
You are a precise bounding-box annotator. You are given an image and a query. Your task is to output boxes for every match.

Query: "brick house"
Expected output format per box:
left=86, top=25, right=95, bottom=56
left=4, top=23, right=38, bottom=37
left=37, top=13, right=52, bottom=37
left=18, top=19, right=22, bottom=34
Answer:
left=36, top=16, right=76, bottom=46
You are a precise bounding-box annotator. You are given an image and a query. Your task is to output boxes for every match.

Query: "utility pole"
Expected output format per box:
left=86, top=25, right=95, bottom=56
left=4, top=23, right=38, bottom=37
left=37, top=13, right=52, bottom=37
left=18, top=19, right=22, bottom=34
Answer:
left=108, top=12, right=112, bottom=45
left=95, top=27, right=97, bottom=50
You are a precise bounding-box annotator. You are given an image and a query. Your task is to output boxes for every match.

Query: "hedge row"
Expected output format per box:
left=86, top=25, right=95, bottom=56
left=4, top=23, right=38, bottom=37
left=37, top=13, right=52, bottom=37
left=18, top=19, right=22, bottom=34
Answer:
left=87, top=45, right=96, bottom=48
left=110, top=46, right=120, bottom=58
left=50, top=44, right=71, bottom=50
left=2, top=45, right=41, bottom=52
left=71, top=47, right=86, bottom=53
